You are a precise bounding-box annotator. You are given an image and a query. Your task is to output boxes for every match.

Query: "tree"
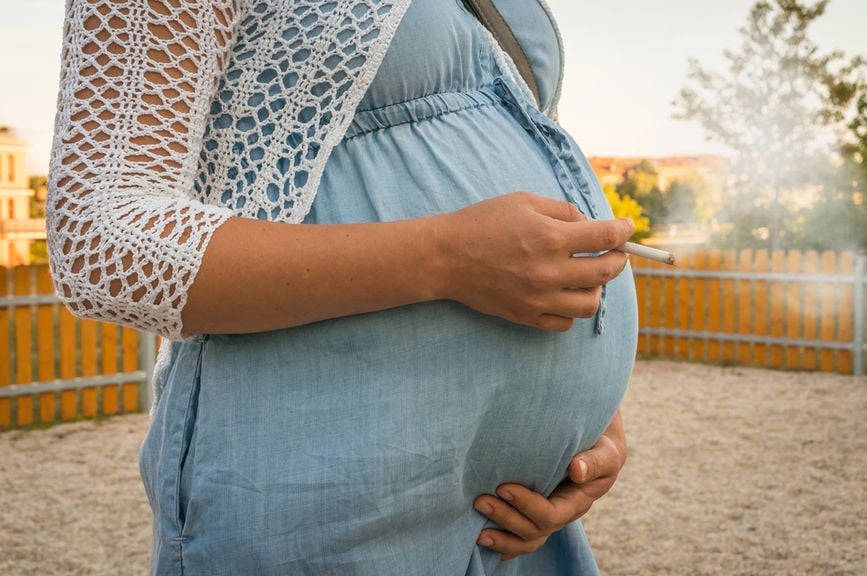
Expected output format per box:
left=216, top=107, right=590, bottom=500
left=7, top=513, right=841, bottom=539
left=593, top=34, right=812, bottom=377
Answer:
left=674, top=0, right=865, bottom=251
left=664, top=179, right=698, bottom=225
left=616, top=160, right=667, bottom=225
left=603, top=184, right=651, bottom=242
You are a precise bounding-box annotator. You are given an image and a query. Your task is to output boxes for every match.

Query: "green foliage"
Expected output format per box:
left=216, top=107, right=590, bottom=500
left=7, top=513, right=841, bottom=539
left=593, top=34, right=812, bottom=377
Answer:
left=30, top=239, right=48, bottom=264
left=616, top=161, right=668, bottom=225
left=603, top=184, right=651, bottom=241
left=666, top=172, right=725, bottom=226
left=801, top=152, right=866, bottom=250
left=673, top=0, right=866, bottom=251
left=801, top=190, right=867, bottom=251
left=612, top=163, right=722, bottom=232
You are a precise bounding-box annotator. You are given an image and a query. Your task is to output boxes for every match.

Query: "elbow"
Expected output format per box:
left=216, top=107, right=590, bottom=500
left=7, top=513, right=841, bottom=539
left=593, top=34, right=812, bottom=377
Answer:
left=44, top=188, right=125, bottom=324
left=45, top=219, right=109, bottom=324
left=45, top=209, right=86, bottom=317
left=42, top=175, right=226, bottom=343
left=44, top=211, right=155, bottom=336
left=45, top=221, right=186, bottom=343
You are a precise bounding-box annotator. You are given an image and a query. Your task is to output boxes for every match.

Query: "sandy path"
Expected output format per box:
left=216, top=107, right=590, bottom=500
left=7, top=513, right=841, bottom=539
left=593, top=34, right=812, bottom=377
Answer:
left=1, top=360, right=865, bottom=575
left=583, top=361, right=867, bottom=575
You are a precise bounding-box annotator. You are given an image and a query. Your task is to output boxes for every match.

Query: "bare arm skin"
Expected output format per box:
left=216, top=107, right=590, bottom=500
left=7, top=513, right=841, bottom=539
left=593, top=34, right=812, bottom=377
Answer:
left=179, top=191, right=634, bottom=338
left=179, top=212, right=446, bottom=336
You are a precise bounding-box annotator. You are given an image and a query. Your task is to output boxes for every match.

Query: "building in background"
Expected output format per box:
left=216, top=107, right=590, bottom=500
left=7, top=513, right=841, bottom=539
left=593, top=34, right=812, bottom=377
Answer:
left=0, top=126, right=46, bottom=266
left=589, top=155, right=729, bottom=189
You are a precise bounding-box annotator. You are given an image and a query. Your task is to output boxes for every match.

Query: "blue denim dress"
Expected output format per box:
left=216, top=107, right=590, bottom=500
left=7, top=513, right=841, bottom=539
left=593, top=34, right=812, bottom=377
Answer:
left=139, top=1, right=638, bottom=574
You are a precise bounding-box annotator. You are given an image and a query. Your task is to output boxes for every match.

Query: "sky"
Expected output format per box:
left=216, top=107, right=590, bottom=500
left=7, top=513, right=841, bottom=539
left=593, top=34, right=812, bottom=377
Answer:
left=1, top=0, right=865, bottom=175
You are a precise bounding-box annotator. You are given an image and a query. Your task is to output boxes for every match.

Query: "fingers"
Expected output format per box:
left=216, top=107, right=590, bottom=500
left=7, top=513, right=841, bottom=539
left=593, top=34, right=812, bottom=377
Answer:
left=561, top=250, right=629, bottom=289
left=497, top=483, right=593, bottom=532
left=524, top=193, right=587, bottom=223
left=474, top=483, right=591, bottom=539
left=474, top=494, right=547, bottom=541
left=545, top=287, right=602, bottom=319
left=533, top=314, right=575, bottom=332
left=560, top=218, right=635, bottom=253
left=476, top=528, right=547, bottom=561
left=528, top=251, right=626, bottom=325
left=473, top=479, right=606, bottom=561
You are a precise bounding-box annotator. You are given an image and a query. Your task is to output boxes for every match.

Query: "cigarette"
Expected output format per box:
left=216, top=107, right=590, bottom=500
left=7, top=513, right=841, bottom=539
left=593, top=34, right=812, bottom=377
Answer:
left=616, top=242, right=677, bottom=266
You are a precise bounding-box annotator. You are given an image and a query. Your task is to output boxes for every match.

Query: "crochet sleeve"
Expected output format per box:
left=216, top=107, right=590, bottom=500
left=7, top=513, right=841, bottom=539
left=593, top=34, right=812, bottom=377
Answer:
left=46, top=0, right=240, bottom=342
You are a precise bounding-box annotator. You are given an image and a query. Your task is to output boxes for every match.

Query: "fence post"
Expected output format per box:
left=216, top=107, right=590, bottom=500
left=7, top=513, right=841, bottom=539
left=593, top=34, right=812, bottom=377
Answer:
left=140, top=331, right=157, bottom=412
left=855, top=254, right=865, bottom=377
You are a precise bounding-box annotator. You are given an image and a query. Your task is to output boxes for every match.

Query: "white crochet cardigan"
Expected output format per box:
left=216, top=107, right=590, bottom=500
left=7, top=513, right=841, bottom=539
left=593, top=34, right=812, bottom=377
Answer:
left=46, top=0, right=562, bottom=343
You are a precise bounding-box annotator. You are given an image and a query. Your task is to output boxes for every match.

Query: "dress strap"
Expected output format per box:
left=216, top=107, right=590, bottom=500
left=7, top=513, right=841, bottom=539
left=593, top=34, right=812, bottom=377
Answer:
left=462, top=0, right=542, bottom=109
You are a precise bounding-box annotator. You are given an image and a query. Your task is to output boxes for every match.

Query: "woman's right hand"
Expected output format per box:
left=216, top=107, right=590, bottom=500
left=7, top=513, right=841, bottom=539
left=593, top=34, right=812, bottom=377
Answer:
left=433, top=191, right=634, bottom=332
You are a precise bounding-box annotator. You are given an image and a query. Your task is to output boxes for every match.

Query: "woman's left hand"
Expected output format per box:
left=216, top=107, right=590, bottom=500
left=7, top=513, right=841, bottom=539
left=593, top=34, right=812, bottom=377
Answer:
left=473, top=410, right=627, bottom=561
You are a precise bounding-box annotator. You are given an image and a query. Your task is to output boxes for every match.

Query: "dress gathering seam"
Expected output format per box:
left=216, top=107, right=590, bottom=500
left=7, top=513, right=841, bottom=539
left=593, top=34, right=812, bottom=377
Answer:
left=355, top=88, right=493, bottom=114
left=343, top=102, right=497, bottom=140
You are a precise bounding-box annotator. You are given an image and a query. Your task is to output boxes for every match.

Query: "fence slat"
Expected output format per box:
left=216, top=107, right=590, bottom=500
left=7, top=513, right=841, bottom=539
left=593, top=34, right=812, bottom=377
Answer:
left=36, top=266, right=56, bottom=424
left=80, top=319, right=98, bottom=417
left=706, top=250, right=721, bottom=362
left=14, top=267, right=33, bottom=426
left=769, top=251, right=786, bottom=369
left=819, top=252, right=837, bottom=372
left=122, top=327, right=139, bottom=413
left=753, top=250, right=769, bottom=366
left=59, top=306, right=77, bottom=420
left=786, top=251, right=802, bottom=369
left=721, top=250, right=737, bottom=362
left=838, top=252, right=855, bottom=374
left=802, top=251, right=819, bottom=370
left=102, top=323, right=119, bottom=415
left=737, top=249, right=753, bottom=364
left=691, top=252, right=707, bottom=362
left=634, top=259, right=647, bottom=356
left=676, top=252, right=692, bottom=360
left=663, top=257, right=676, bottom=357
left=0, top=268, right=9, bottom=428
left=648, top=260, right=662, bottom=356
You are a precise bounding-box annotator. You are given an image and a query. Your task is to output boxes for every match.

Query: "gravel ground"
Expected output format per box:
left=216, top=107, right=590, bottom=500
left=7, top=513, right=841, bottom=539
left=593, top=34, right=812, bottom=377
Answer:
left=583, top=361, right=867, bottom=576
left=1, top=360, right=865, bottom=575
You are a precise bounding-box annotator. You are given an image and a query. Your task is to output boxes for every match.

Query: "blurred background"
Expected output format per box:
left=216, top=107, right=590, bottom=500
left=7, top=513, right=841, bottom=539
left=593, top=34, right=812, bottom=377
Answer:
left=0, top=1, right=864, bottom=575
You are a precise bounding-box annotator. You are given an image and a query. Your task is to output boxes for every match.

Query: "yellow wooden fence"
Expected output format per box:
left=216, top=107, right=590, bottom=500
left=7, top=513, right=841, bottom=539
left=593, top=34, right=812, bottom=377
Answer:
left=1, top=251, right=864, bottom=429
left=0, top=264, right=156, bottom=430
left=632, top=249, right=866, bottom=375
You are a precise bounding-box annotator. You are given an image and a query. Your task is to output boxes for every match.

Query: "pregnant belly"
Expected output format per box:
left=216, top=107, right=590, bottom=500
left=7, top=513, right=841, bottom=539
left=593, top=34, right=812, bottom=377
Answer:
left=170, top=84, right=637, bottom=573
left=173, top=265, right=636, bottom=573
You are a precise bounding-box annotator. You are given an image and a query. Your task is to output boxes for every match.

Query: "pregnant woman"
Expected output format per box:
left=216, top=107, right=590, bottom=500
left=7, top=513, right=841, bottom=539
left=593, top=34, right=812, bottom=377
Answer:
left=47, top=0, right=638, bottom=574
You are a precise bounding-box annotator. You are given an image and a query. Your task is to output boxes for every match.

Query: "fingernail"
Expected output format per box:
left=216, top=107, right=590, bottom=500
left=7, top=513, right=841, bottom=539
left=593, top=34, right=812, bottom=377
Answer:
left=475, top=502, right=493, bottom=515
left=578, top=460, right=588, bottom=479
left=620, top=218, right=634, bottom=231
left=498, top=490, right=514, bottom=502
left=478, top=537, right=494, bottom=547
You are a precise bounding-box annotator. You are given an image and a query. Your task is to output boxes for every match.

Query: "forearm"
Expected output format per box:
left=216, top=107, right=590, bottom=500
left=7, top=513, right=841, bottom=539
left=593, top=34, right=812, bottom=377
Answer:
left=179, top=214, right=448, bottom=337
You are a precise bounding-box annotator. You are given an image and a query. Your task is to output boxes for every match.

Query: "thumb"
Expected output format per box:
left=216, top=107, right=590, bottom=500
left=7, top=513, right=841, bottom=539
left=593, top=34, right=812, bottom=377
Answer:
left=569, top=451, right=600, bottom=484
left=569, top=436, right=621, bottom=484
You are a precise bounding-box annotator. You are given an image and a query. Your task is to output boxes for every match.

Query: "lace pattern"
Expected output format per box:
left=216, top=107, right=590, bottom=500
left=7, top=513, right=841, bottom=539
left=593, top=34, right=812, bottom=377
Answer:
left=47, top=0, right=411, bottom=342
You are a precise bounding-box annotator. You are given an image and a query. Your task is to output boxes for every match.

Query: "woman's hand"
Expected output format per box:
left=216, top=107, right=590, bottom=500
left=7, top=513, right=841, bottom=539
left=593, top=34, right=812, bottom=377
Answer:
left=473, top=410, right=628, bottom=561
left=433, top=191, right=633, bottom=332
